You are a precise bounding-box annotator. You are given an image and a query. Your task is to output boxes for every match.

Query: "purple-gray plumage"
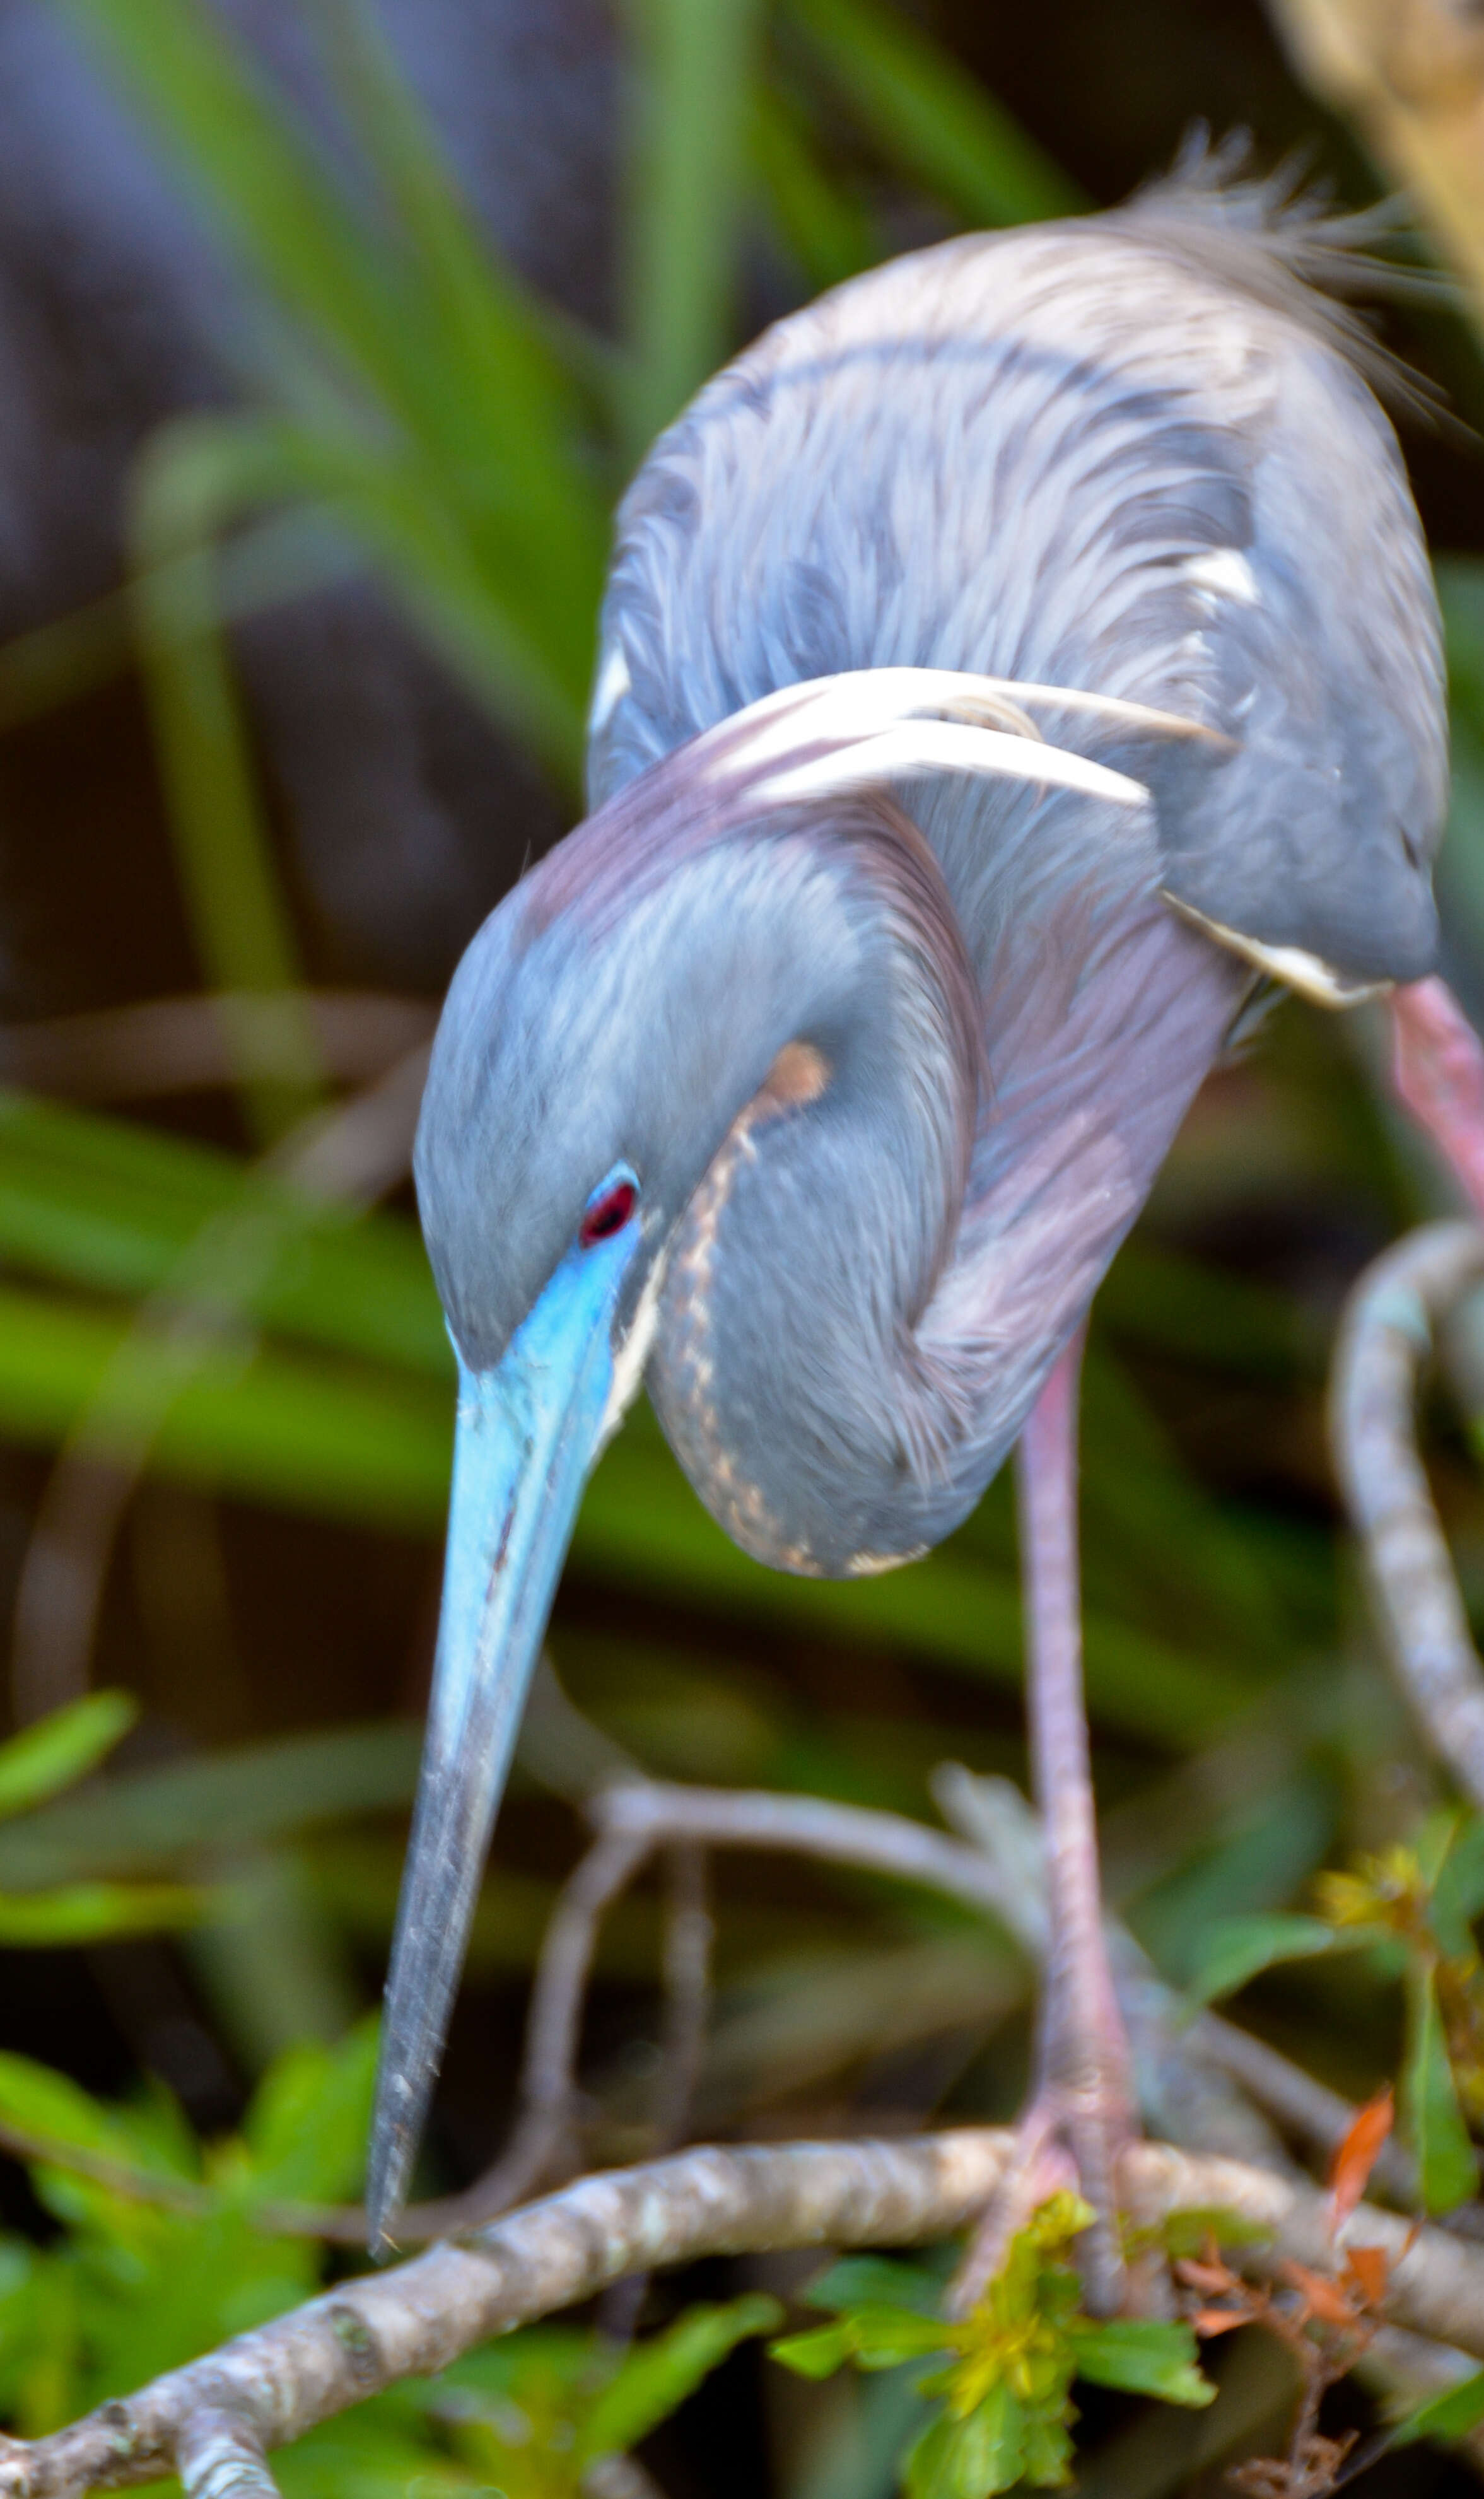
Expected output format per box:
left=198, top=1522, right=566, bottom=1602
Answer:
left=380, top=172, right=1449, bottom=2244
left=420, top=175, right=1446, bottom=1579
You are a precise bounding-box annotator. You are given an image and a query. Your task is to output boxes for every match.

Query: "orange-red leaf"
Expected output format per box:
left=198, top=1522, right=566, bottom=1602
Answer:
left=1175, top=2257, right=1239, bottom=2295
left=1282, top=2261, right=1359, bottom=2327
left=1327, top=2086, right=1394, bottom=2235
left=1341, top=2244, right=1389, bottom=2308
left=1193, top=2307, right=1251, bottom=2338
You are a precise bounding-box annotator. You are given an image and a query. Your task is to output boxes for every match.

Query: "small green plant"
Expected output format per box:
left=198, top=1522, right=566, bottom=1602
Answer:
left=1189, top=1806, right=1484, bottom=2213
left=771, top=2194, right=1213, bottom=2496
left=0, top=2020, right=380, bottom=2432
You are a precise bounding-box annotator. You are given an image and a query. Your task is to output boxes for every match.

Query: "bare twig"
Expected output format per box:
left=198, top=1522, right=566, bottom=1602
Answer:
left=1329, top=1218, right=1484, bottom=1812
left=10, top=2129, right=1484, bottom=2496
left=0, top=2121, right=218, bottom=2217
left=598, top=1842, right=714, bottom=2340
left=654, top=1846, right=714, bottom=2159
left=593, top=1778, right=1038, bottom=1935
left=0, top=993, right=436, bottom=1102
left=0, top=1769, right=1391, bottom=2260
left=175, top=2409, right=283, bottom=2499
left=1196, top=2013, right=1418, bottom=2208
left=421, top=1776, right=1048, bottom=2236
left=426, top=1773, right=1388, bottom=2239
left=411, top=1820, right=655, bottom=2235
left=268, top=1043, right=432, bottom=1207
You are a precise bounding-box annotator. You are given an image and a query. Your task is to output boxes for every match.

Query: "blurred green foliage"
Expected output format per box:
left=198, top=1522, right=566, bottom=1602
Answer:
left=0, top=1692, right=205, bottom=1945
left=0, top=2017, right=779, bottom=2493
left=0, top=0, right=1481, bottom=2490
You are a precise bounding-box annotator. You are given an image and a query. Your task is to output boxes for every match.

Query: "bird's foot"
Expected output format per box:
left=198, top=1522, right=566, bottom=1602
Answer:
left=947, top=2069, right=1143, bottom=2321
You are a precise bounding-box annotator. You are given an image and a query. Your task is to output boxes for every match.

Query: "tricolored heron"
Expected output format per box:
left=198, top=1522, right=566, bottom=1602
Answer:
left=368, top=167, right=1454, bottom=2298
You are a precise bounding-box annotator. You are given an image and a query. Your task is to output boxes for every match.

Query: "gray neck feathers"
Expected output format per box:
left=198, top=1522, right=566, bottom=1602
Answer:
left=646, top=799, right=983, bottom=1577
left=643, top=783, right=1249, bottom=1577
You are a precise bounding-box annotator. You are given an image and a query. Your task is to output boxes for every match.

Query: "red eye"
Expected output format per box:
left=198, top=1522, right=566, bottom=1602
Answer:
left=579, top=1179, right=638, bottom=1248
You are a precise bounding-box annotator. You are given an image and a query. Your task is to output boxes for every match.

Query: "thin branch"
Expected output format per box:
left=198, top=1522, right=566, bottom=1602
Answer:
left=598, top=1843, right=714, bottom=2342
left=175, top=2409, right=283, bottom=2499
left=0, top=2121, right=217, bottom=2217
left=417, top=1776, right=1051, bottom=2238
left=409, top=1820, right=654, bottom=2236
left=654, top=1844, right=713, bottom=2156
left=411, top=1772, right=1384, bottom=2240
left=9, top=2129, right=1484, bottom=2496
left=0, top=993, right=435, bottom=1102
left=1329, top=1217, right=1484, bottom=1813
left=0, top=1771, right=1379, bottom=2256
left=593, top=1777, right=1042, bottom=1938
left=1196, top=2013, right=1418, bottom=2208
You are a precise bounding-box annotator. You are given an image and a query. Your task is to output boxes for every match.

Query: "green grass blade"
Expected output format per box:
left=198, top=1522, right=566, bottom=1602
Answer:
left=0, top=1091, right=448, bottom=1375
left=136, top=405, right=592, bottom=782
left=303, top=0, right=600, bottom=564
left=576, top=1431, right=1266, bottom=1747
left=0, top=1883, right=208, bottom=1944
left=50, top=0, right=445, bottom=421
left=129, top=424, right=326, bottom=1143
left=0, top=510, right=361, bottom=735
left=784, top=0, right=1082, bottom=229
left=53, top=0, right=607, bottom=773
left=0, top=1692, right=137, bottom=1822
left=0, top=1722, right=420, bottom=1891
left=750, top=83, right=877, bottom=295
left=0, top=1279, right=451, bottom=1529
left=1405, top=1959, right=1479, bottom=2215
left=622, top=0, right=767, bottom=460
left=1099, top=1240, right=1312, bottom=1381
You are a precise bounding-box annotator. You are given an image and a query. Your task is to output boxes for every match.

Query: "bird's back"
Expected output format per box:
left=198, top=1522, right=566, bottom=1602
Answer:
left=590, top=190, right=1446, bottom=990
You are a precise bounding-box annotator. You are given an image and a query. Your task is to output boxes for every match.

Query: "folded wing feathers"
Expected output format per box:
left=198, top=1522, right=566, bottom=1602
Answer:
left=696, top=662, right=1236, bottom=817
left=699, top=665, right=1368, bottom=1007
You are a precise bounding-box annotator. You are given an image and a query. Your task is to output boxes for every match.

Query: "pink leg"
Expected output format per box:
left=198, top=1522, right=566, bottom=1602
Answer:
left=1389, top=976, right=1484, bottom=1220
left=1020, top=1331, right=1135, bottom=2300
left=950, top=1330, right=1134, bottom=2318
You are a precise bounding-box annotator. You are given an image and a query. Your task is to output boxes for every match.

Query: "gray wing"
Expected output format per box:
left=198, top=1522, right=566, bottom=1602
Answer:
left=1143, top=310, right=1444, bottom=984
left=589, top=208, right=1446, bottom=990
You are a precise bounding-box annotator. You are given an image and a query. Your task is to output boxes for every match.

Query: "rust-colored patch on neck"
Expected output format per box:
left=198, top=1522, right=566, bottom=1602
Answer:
left=756, top=1038, right=830, bottom=1115
left=650, top=1038, right=831, bottom=1575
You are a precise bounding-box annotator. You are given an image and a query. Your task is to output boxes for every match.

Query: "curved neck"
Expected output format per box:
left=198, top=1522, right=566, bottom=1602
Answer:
left=648, top=804, right=981, bottom=1577
left=650, top=854, right=1246, bottom=1577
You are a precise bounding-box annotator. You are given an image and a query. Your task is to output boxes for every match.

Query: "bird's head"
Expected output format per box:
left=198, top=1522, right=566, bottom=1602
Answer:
left=368, top=670, right=1168, bottom=2243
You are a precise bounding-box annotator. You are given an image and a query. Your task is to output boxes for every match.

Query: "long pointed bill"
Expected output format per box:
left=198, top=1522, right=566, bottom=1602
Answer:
left=368, top=1211, right=642, bottom=2246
